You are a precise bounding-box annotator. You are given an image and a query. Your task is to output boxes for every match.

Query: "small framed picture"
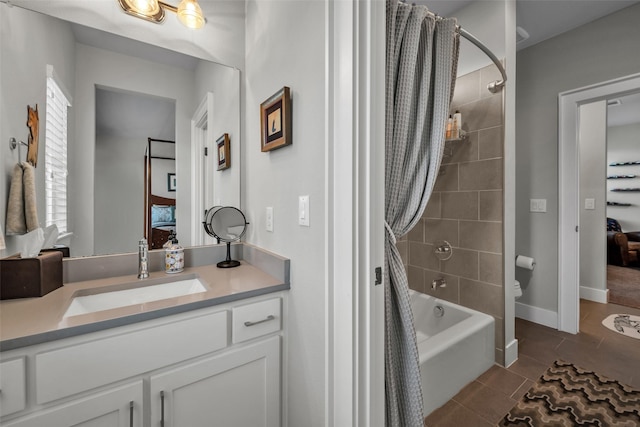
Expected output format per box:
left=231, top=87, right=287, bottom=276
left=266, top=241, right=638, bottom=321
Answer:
left=260, top=86, right=291, bottom=152
left=167, top=173, right=176, bottom=192
left=216, top=133, right=230, bottom=170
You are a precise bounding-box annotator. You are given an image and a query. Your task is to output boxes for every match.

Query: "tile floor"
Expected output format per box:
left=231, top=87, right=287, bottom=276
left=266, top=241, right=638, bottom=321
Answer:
left=424, top=299, right=640, bottom=426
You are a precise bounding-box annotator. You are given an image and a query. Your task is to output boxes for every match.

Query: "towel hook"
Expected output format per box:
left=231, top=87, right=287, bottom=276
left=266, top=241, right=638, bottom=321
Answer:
left=9, top=137, right=28, bottom=161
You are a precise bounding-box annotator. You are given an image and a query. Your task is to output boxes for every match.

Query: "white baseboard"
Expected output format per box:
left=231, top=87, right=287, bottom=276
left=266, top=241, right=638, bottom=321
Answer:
left=504, top=339, right=518, bottom=368
left=515, top=301, right=558, bottom=329
left=579, top=286, right=608, bottom=304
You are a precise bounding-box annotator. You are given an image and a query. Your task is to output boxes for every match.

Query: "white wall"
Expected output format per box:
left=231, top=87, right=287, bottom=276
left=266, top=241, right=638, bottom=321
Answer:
left=579, top=101, right=607, bottom=292
left=607, top=123, right=640, bottom=231
left=244, top=1, right=327, bottom=425
left=0, top=3, right=75, bottom=256
left=516, top=4, right=640, bottom=312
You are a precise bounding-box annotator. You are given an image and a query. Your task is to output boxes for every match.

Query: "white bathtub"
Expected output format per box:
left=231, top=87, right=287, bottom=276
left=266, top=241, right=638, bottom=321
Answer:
left=410, top=290, right=495, bottom=416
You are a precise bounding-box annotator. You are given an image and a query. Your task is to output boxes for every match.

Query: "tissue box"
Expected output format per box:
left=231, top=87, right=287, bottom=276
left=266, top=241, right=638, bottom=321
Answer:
left=0, top=251, right=63, bottom=299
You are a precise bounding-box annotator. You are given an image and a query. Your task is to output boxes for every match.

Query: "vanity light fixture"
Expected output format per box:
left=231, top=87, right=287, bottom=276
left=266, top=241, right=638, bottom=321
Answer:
left=117, top=0, right=205, bottom=29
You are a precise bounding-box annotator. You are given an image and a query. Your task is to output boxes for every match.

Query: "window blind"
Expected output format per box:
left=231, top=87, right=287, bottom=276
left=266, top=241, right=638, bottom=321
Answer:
left=45, top=74, right=71, bottom=234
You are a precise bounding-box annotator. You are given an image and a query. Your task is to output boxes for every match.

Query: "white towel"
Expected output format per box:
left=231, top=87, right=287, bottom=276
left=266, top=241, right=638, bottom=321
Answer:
left=5, top=162, right=39, bottom=235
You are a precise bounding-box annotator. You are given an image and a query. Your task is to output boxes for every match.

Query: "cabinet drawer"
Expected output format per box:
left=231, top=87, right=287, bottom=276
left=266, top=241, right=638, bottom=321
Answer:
left=36, top=310, right=227, bottom=404
left=0, top=357, right=26, bottom=417
left=232, top=298, right=281, bottom=343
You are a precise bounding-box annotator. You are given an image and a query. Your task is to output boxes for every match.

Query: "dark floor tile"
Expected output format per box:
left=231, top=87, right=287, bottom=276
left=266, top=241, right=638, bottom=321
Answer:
left=425, top=399, right=493, bottom=427
left=453, top=380, right=516, bottom=424
left=506, top=354, right=548, bottom=382
left=476, top=364, right=527, bottom=397
left=517, top=332, right=563, bottom=365
left=510, top=379, right=534, bottom=400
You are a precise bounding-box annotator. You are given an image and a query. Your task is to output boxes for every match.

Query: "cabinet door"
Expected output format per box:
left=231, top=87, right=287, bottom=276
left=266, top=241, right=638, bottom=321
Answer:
left=150, top=336, right=280, bottom=427
left=3, top=382, right=142, bottom=427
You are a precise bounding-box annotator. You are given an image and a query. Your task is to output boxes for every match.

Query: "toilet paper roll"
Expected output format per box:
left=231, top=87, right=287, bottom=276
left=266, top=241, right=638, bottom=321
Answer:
left=516, top=255, right=536, bottom=270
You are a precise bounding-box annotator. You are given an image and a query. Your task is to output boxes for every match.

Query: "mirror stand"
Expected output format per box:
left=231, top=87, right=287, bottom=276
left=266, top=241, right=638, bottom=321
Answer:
left=218, top=242, right=240, bottom=268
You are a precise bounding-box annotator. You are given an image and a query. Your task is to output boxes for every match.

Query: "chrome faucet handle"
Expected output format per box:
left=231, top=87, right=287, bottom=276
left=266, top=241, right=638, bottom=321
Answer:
left=138, top=238, right=149, bottom=279
left=431, top=278, right=447, bottom=290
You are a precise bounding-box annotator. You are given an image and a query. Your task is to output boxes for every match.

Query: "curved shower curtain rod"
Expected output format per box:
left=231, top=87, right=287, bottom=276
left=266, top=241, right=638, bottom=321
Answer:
left=399, top=1, right=508, bottom=93
left=456, top=27, right=507, bottom=93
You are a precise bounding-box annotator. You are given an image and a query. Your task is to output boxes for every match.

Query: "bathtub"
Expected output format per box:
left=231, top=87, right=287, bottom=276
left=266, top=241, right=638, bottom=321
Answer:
left=410, top=290, right=495, bottom=416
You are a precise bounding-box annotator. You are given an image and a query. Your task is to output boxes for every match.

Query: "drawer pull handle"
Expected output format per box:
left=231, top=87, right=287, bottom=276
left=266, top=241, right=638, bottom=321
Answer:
left=160, top=390, right=165, bottom=427
left=129, top=401, right=134, bottom=427
left=244, top=315, right=275, bottom=327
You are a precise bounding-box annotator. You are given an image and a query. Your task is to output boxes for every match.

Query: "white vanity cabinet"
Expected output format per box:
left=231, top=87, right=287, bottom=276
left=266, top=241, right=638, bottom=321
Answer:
left=0, top=294, right=284, bottom=427
left=150, top=336, right=281, bottom=427
left=3, top=382, right=143, bottom=427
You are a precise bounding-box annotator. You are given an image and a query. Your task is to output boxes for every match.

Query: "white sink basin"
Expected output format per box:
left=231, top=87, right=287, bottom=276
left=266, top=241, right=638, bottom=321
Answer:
left=63, top=276, right=207, bottom=318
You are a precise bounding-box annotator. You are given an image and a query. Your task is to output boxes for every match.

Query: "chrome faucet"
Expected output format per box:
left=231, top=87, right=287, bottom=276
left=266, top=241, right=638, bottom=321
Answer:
left=431, top=277, right=447, bottom=290
left=138, top=238, right=149, bottom=279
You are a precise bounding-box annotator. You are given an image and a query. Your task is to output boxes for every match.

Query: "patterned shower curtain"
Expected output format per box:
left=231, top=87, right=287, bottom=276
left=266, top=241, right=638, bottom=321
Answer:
left=384, top=1, right=459, bottom=426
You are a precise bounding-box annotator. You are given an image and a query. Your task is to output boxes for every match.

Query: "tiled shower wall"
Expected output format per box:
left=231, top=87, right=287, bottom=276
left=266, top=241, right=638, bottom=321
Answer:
left=398, top=63, right=505, bottom=364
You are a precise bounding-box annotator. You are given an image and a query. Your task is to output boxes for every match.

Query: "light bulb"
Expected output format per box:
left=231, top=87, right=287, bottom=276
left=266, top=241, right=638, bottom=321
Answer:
left=177, top=0, right=205, bottom=29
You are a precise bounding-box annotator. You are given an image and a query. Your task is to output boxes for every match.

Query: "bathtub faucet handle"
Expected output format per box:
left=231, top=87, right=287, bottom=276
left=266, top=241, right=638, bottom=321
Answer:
left=431, top=278, right=447, bottom=290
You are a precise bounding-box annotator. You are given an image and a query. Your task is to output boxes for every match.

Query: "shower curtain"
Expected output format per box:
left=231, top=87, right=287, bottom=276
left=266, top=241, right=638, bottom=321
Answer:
left=384, top=1, right=459, bottom=426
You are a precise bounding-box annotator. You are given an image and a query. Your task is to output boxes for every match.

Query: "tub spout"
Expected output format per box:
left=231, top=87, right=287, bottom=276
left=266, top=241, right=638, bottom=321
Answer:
left=431, top=278, right=447, bottom=290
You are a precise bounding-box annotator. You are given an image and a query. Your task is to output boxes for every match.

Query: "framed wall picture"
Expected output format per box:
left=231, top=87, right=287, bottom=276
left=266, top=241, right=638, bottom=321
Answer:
left=260, top=86, right=291, bottom=152
left=216, top=133, right=230, bottom=170
left=167, top=173, right=176, bottom=192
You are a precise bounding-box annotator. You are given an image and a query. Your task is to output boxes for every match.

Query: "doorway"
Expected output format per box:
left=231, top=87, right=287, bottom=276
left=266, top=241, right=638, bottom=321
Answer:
left=558, top=72, right=640, bottom=333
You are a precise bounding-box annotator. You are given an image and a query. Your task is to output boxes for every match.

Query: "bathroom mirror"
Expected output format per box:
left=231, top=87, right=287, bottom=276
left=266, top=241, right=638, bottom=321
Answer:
left=203, top=206, right=248, bottom=268
left=0, top=2, right=241, bottom=257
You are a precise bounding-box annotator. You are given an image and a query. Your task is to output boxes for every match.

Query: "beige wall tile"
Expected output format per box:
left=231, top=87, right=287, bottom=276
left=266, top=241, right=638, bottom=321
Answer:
left=441, top=191, right=479, bottom=220
left=480, top=63, right=503, bottom=100
left=479, top=126, right=504, bottom=160
left=407, top=265, right=424, bottom=293
left=424, top=192, right=441, bottom=219
left=479, top=251, right=504, bottom=286
left=459, top=159, right=503, bottom=191
left=479, top=190, right=503, bottom=221
left=409, top=241, right=440, bottom=270
left=458, top=95, right=503, bottom=131
left=442, top=133, right=479, bottom=164
left=459, top=221, right=502, bottom=253
left=450, top=69, right=481, bottom=107
left=407, top=218, right=423, bottom=242
left=459, top=278, right=504, bottom=318
left=424, top=218, right=459, bottom=246
left=494, top=316, right=504, bottom=349
left=424, top=269, right=460, bottom=304
left=441, top=248, right=479, bottom=280
left=434, top=164, right=459, bottom=191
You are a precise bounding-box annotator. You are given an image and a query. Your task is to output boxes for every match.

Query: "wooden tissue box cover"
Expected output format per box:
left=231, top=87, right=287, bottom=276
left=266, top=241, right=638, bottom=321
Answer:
left=1, top=251, right=63, bottom=300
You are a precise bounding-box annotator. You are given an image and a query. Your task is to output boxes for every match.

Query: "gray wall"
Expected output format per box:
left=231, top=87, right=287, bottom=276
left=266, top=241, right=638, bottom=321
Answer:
left=244, top=1, right=327, bottom=424
left=516, top=3, right=640, bottom=312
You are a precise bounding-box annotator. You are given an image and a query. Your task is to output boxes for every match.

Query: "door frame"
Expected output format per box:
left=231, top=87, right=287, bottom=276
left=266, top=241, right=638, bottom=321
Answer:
left=191, top=92, right=214, bottom=246
left=557, top=72, right=640, bottom=333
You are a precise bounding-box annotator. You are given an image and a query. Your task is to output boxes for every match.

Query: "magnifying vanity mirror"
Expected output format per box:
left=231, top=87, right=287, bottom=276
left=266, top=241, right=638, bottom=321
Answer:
left=203, top=206, right=248, bottom=268
left=0, top=1, right=241, bottom=258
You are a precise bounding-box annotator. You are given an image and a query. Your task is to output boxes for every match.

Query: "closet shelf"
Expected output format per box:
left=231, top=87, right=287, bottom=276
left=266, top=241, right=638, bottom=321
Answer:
left=607, top=201, right=632, bottom=206
left=607, top=175, right=636, bottom=179
left=609, top=161, right=640, bottom=166
left=610, top=188, right=640, bottom=192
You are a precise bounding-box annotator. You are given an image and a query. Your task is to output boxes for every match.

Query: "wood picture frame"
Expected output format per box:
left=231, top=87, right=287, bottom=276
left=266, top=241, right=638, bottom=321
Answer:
left=260, top=86, right=291, bottom=152
left=216, top=133, right=230, bottom=170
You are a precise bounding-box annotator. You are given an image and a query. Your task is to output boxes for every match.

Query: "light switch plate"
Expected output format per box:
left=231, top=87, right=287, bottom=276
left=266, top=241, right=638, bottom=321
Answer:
left=299, top=196, right=310, bottom=226
left=530, top=199, right=547, bottom=213
left=266, top=207, right=274, bottom=232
